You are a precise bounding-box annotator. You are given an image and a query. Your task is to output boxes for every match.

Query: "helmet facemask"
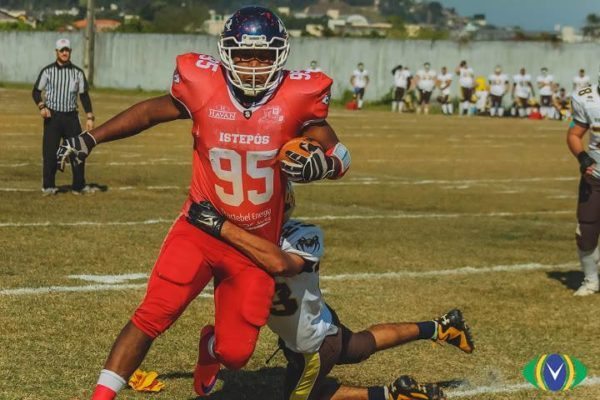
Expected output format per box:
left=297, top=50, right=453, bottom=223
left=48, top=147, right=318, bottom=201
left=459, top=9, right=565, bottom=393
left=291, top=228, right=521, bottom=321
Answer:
left=219, top=34, right=289, bottom=97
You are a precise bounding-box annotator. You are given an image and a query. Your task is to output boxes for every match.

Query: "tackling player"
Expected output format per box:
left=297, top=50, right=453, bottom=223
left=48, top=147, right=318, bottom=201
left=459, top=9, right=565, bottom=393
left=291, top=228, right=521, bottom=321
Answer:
left=391, top=65, right=412, bottom=113
left=58, top=7, right=352, bottom=399
left=436, top=66, right=453, bottom=115
left=567, top=75, right=600, bottom=296
left=512, top=68, right=534, bottom=118
left=186, top=186, right=474, bottom=400
left=455, top=60, right=475, bottom=116
left=488, top=66, right=509, bottom=117
left=351, top=62, right=369, bottom=110
left=536, top=67, right=554, bottom=118
left=414, top=62, right=436, bottom=115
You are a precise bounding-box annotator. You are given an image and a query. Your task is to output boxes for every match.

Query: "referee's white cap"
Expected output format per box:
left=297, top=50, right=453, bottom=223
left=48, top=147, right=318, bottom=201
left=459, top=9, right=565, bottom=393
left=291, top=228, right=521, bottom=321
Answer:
left=55, top=38, right=71, bottom=50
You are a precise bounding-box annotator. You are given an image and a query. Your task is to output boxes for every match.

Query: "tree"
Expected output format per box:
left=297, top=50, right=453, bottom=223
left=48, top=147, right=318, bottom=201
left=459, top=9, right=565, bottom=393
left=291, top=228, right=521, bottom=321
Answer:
left=582, top=13, right=600, bottom=38
left=386, top=15, right=406, bottom=38
left=426, top=1, right=444, bottom=26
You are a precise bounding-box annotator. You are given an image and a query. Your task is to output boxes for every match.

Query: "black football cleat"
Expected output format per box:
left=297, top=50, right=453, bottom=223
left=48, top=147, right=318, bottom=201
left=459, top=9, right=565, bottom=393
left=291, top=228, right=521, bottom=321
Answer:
left=388, top=375, right=446, bottom=400
left=433, top=309, right=474, bottom=354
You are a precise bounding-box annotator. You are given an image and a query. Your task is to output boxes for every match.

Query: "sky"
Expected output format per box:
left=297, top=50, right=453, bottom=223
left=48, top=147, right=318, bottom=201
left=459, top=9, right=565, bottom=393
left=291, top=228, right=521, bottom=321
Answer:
left=437, top=0, right=598, bottom=31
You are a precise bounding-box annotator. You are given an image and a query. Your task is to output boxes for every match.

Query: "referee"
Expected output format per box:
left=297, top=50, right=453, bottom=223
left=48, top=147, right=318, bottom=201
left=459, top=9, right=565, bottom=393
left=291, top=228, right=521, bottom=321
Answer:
left=32, top=38, right=95, bottom=195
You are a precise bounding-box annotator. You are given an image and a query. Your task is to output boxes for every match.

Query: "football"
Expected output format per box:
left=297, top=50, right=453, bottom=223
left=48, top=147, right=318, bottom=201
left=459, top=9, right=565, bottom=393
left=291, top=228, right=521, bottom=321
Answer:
left=277, top=136, right=323, bottom=163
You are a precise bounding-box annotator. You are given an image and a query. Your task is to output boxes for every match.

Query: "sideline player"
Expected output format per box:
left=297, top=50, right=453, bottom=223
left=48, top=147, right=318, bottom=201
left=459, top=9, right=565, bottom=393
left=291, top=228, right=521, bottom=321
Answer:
left=536, top=67, right=554, bottom=118
left=414, top=62, right=436, bottom=114
left=473, top=77, right=488, bottom=115
left=186, top=191, right=474, bottom=400
left=512, top=68, right=534, bottom=118
left=455, top=60, right=475, bottom=116
left=436, top=66, right=453, bottom=115
left=391, top=65, right=411, bottom=113
left=573, top=69, right=590, bottom=91
left=307, top=60, right=322, bottom=73
left=59, top=7, right=352, bottom=399
left=488, top=66, right=509, bottom=117
left=567, top=79, right=600, bottom=296
left=351, top=62, right=369, bottom=110
left=552, top=86, right=570, bottom=120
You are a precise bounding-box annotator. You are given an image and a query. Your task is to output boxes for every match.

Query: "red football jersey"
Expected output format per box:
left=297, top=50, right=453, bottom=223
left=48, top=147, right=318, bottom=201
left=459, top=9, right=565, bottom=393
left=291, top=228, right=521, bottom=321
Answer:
left=171, top=53, right=332, bottom=243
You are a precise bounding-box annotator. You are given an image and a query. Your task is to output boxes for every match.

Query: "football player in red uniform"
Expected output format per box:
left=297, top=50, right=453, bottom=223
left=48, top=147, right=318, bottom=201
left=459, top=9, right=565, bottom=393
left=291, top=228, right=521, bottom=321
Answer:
left=57, top=6, right=351, bottom=399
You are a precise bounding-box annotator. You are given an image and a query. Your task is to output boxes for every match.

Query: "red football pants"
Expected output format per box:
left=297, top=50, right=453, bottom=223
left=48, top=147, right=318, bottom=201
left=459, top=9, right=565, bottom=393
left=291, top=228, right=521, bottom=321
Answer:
left=131, top=216, right=275, bottom=370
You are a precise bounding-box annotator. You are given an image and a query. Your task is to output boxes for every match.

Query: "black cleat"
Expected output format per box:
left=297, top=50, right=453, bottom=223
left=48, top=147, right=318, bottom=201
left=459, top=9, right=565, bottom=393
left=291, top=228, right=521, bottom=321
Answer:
left=433, top=309, right=474, bottom=354
left=388, top=375, right=446, bottom=400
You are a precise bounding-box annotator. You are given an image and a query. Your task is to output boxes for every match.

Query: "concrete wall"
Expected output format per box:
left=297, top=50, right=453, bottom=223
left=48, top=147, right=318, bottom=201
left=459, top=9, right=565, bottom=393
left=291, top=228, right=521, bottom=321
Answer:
left=1, top=31, right=598, bottom=100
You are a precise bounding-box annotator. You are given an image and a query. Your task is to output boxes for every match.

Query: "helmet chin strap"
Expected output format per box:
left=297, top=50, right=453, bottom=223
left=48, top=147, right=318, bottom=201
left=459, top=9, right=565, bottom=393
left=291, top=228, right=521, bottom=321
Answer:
left=228, top=79, right=268, bottom=108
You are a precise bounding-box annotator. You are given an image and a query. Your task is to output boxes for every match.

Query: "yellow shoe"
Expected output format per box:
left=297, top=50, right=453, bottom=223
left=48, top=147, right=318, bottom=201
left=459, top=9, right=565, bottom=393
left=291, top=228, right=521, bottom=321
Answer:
left=433, top=309, right=474, bottom=354
left=388, top=375, right=446, bottom=400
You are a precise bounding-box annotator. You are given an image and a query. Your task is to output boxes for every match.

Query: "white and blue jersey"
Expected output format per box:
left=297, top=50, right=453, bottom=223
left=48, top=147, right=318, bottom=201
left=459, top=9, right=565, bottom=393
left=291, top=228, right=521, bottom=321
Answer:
left=267, top=219, right=338, bottom=353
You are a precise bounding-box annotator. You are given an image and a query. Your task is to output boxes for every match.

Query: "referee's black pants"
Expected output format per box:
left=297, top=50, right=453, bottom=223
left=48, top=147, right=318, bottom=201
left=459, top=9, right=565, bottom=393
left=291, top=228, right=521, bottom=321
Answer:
left=42, top=110, right=85, bottom=190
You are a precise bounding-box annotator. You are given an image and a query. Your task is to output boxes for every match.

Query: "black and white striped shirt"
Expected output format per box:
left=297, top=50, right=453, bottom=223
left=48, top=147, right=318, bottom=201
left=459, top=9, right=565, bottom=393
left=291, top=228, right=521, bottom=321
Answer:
left=33, top=62, right=89, bottom=112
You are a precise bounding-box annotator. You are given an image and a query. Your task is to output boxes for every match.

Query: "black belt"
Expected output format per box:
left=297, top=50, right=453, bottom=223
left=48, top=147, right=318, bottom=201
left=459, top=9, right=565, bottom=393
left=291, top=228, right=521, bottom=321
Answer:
left=49, top=109, right=78, bottom=115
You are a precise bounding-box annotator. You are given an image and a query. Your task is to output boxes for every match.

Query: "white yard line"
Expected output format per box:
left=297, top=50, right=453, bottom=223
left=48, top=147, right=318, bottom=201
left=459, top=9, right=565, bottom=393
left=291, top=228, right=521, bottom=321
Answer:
left=314, top=176, right=576, bottom=186
left=0, top=210, right=571, bottom=228
left=0, top=187, right=36, bottom=192
left=0, top=159, right=191, bottom=168
left=0, top=176, right=576, bottom=190
left=0, top=283, right=217, bottom=298
left=68, top=273, right=148, bottom=283
left=0, top=218, right=173, bottom=227
left=0, top=283, right=148, bottom=295
left=320, top=262, right=576, bottom=281
left=0, top=262, right=577, bottom=296
left=306, top=210, right=570, bottom=221
left=448, top=375, right=600, bottom=398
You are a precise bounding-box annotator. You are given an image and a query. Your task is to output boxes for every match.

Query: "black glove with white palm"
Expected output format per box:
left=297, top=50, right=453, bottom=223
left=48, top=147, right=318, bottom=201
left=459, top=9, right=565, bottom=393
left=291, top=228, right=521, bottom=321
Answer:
left=56, top=131, right=96, bottom=172
left=187, top=201, right=225, bottom=239
left=280, top=140, right=335, bottom=183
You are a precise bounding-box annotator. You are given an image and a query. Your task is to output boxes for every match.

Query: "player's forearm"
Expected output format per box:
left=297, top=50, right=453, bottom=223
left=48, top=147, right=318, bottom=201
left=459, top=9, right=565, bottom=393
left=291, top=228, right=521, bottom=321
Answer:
left=90, top=95, right=184, bottom=144
left=220, top=221, right=301, bottom=276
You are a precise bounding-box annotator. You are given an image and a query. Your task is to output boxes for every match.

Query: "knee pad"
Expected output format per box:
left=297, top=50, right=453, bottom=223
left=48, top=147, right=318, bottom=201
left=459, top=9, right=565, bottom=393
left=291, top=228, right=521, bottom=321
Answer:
left=214, top=337, right=254, bottom=370
left=576, top=222, right=600, bottom=251
left=239, top=269, right=275, bottom=327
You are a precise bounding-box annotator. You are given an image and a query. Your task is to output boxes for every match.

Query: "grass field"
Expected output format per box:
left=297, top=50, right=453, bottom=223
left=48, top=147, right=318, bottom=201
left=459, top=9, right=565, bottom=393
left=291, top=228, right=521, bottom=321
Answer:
left=1, top=86, right=599, bottom=400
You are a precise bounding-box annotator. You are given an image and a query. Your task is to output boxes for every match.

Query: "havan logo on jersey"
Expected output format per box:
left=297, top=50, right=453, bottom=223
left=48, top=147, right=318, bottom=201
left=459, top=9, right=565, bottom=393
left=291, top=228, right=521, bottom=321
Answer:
left=219, top=132, right=270, bottom=145
left=209, top=106, right=236, bottom=121
left=523, top=354, right=587, bottom=392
